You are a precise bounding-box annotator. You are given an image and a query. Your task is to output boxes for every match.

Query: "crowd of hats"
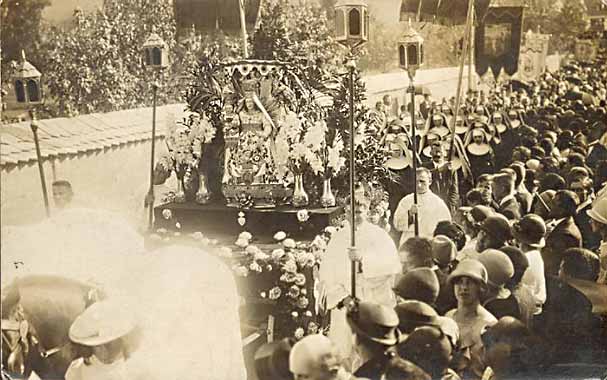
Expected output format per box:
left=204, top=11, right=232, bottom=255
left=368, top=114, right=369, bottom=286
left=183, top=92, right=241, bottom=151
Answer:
left=252, top=52, right=607, bottom=380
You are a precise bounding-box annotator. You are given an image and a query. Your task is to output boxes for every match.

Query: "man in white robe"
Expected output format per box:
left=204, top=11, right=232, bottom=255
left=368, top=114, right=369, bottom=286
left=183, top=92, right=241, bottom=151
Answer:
left=394, top=167, right=452, bottom=247
left=318, top=189, right=401, bottom=368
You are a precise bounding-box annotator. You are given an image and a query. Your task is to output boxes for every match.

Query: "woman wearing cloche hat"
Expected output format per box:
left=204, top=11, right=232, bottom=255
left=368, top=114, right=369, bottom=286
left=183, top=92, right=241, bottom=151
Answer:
left=445, top=259, right=497, bottom=379
left=65, top=299, right=138, bottom=380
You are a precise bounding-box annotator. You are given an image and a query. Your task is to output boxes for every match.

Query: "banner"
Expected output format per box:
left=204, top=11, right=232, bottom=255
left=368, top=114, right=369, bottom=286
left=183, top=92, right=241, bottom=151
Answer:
left=400, top=0, right=491, bottom=25
left=574, top=39, right=598, bottom=61
left=474, top=3, right=525, bottom=79
left=517, top=30, right=551, bottom=82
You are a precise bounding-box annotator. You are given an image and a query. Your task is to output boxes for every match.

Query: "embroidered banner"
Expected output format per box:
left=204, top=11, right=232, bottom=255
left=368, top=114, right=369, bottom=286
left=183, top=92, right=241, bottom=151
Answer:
left=474, top=4, right=525, bottom=78
left=517, top=30, right=551, bottom=82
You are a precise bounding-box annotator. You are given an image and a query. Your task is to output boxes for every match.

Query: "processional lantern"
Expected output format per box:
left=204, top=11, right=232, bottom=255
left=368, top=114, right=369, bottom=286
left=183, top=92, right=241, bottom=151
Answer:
left=14, top=50, right=43, bottom=105
left=334, top=0, right=369, bottom=49
left=398, top=19, right=425, bottom=77
left=142, top=29, right=169, bottom=69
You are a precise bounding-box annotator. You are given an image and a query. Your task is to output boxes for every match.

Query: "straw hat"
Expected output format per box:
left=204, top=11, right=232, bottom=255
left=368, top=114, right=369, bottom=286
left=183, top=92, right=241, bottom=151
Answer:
left=69, top=299, right=136, bottom=346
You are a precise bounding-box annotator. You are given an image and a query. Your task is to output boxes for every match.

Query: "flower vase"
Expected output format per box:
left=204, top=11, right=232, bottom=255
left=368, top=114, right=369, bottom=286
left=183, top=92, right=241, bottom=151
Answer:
left=320, top=177, right=336, bottom=208
left=195, top=172, right=212, bottom=204
left=292, top=173, right=309, bottom=207
left=175, top=179, right=186, bottom=203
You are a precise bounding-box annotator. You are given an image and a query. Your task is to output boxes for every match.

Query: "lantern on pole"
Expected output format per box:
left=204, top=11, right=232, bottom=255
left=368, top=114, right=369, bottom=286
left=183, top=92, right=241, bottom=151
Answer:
left=12, top=50, right=50, bottom=218
left=142, top=29, right=168, bottom=231
left=142, top=29, right=169, bottom=69
left=334, top=0, right=369, bottom=50
left=14, top=50, right=43, bottom=105
left=335, top=0, right=369, bottom=299
left=397, top=20, right=424, bottom=236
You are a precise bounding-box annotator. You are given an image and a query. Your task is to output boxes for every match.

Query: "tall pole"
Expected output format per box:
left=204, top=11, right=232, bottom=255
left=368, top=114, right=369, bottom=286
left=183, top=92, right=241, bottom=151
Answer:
left=408, top=73, right=419, bottom=236
left=239, top=0, right=249, bottom=57
left=30, top=111, right=50, bottom=218
left=468, top=1, right=475, bottom=93
left=147, top=81, right=159, bottom=231
left=448, top=0, right=474, bottom=161
left=348, top=58, right=357, bottom=298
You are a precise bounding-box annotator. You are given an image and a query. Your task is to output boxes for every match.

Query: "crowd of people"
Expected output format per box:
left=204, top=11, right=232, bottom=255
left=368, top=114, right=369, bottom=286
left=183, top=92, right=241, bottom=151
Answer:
left=254, top=56, right=607, bottom=380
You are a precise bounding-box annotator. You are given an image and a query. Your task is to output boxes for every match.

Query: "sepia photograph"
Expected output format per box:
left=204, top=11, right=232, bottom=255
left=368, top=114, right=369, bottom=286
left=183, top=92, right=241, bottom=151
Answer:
left=1, top=0, right=606, bottom=379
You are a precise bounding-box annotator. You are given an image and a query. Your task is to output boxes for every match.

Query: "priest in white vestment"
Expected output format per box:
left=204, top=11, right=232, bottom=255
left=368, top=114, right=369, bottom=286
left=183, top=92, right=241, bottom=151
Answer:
left=318, top=187, right=401, bottom=369
left=394, top=167, right=452, bottom=247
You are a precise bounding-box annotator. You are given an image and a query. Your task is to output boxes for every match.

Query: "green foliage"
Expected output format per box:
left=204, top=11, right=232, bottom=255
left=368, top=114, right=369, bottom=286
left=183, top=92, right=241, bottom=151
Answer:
left=249, top=0, right=292, bottom=60
left=40, top=0, right=177, bottom=116
left=0, top=0, right=51, bottom=63
left=552, top=0, right=589, bottom=51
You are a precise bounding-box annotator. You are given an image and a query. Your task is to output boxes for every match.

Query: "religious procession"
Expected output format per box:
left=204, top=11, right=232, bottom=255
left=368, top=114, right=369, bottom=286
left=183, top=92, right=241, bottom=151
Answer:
left=1, top=0, right=607, bottom=379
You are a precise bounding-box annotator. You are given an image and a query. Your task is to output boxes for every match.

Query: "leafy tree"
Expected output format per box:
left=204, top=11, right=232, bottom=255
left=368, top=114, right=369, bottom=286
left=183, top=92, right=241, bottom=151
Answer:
left=249, top=0, right=292, bottom=60
left=551, top=0, right=589, bottom=51
left=1, top=0, right=51, bottom=63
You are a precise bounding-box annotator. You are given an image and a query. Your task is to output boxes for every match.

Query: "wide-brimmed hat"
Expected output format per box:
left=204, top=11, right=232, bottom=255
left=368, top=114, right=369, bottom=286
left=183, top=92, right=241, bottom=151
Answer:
left=347, top=302, right=400, bottom=346
left=587, top=197, right=607, bottom=225
left=512, top=214, right=546, bottom=248
left=479, top=215, right=513, bottom=242
left=447, top=259, right=488, bottom=286
left=69, top=299, right=137, bottom=346
left=394, top=300, right=440, bottom=336
left=477, top=249, right=514, bottom=288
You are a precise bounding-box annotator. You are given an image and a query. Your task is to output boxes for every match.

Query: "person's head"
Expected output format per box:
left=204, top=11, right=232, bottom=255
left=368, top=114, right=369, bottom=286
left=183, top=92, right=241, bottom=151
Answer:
left=512, top=146, right=531, bottom=163
left=588, top=197, right=607, bottom=237
left=477, top=174, right=494, bottom=204
left=481, top=317, right=541, bottom=379
left=345, top=184, right=370, bottom=227
left=400, top=237, right=434, bottom=271
left=512, top=214, right=547, bottom=250
left=431, top=235, right=457, bottom=269
left=375, top=101, right=385, bottom=112
left=499, top=246, right=529, bottom=289
left=570, top=178, right=593, bottom=204
left=394, top=300, right=439, bottom=335
left=52, top=180, right=73, bottom=209
left=383, top=356, right=431, bottom=380
left=289, top=334, right=343, bottom=380
left=472, top=128, right=485, bottom=144
left=396, top=326, right=452, bottom=379
left=430, top=142, right=445, bottom=162
left=394, top=268, right=440, bottom=306
left=539, top=172, right=566, bottom=193
left=347, top=302, right=400, bottom=358
left=477, top=249, right=514, bottom=294
left=416, top=168, right=432, bottom=194
left=433, top=221, right=467, bottom=251
left=531, top=189, right=555, bottom=219
left=509, top=162, right=526, bottom=188
left=543, top=233, right=581, bottom=276
left=245, top=96, right=256, bottom=111
left=476, top=215, right=512, bottom=252
left=255, top=338, right=295, bottom=380
left=69, top=300, right=136, bottom=365
left=492, top=173, right=516, bottom=201
left=466, top=188, right=485, bottom=207
left=559, top=248, right=600, bottom=282
left=548, top=190, right=579, bottom=219
left=448, top=259, right=488, bottom=307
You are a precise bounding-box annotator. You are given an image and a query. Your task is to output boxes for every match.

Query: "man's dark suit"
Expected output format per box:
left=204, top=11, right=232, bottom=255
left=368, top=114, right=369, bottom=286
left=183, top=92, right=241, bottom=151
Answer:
left=542, top=217, right=583, bottom=275
left=574, top=202, right=601, bottom=251
left=422, top=160, right=459, bottom=215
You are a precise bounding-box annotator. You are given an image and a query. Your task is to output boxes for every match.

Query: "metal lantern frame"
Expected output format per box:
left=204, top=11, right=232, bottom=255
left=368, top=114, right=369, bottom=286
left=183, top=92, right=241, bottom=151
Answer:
left=142, top=30, right=169, bottom=231
left=334, top=0, right=369, bottom=50
left=12, top=50, right=50, bottom=217
left=398, top=20, right=425, bottom=77
left=334, top=0, right=369, bottom=300
left=397, top=21, right=425, bottom=237
left=142, top=31, right=169, bottom=69
left=14, top=50, right=43, bottom=105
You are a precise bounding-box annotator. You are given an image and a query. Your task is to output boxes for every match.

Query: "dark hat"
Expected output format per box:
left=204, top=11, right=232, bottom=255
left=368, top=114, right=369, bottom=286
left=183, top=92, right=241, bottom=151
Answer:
left=477, top=249, right=514, bottom=288
left=394, top=268, right=440, bottom=305
left=431, top=235, right=457, bottom=268
left=394, top=300, right=439, bottom=335
left=347, top=302, right=399, bottom=346
left=397, top=326, right=452, bottom=376
left=469, top=205, right=494, bottom=224
left=480, top=215, right=513, bottom=242
left=512, top=214, right=546, bottom=248
left=255, top=338, right=294, bottom=380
